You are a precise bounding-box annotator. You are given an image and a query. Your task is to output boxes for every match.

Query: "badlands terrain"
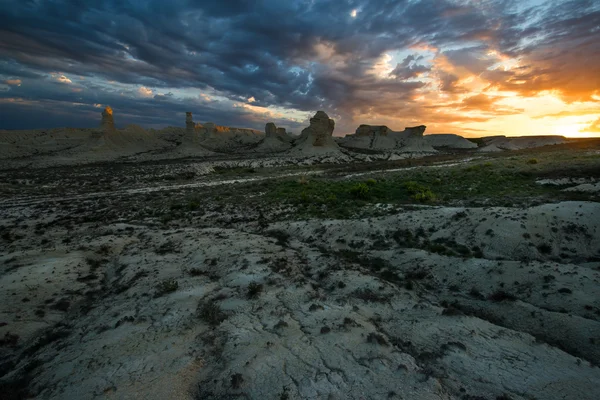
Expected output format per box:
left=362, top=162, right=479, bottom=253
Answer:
left=1, top=110, right=600, bottom=400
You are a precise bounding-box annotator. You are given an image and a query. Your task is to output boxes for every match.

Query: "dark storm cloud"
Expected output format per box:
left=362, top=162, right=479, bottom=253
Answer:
left=0, top=0, right=599, bottom=132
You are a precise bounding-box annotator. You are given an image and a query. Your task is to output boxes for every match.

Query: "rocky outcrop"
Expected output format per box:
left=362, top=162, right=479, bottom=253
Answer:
left=101, top=106, right=115, bottom=132
left=298, top=111, right=335, bottom=147
left=355, top=125, right=393, bottom=137
left=340, top=124, right=434, bottom=153
left=265, top=122, right=277, bottom=137
left=395, top=125, right=430, bottom=150
left=184, top=112, right=197, bottom=144
left=479, top=135, right=567, bottom=152
left=285, top=112, right=344, bottom=157
left=290, top=111, right=341, bottom=156
left=404, top=125, right=426, bottom=135
left=304, top=111, right=335, bottom=146
left=276, top=127, right=288, bottom=138
left=255, top=122, right=293, bottom=153
left=424, top=134, right=478, bottom=149
left=197, top=122, right=264, bottom=153
left=185, top=112, right=194, bottom=133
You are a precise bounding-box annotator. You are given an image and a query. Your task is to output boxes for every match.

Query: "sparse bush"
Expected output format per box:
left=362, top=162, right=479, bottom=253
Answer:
left=230, top=373, right=244, bottom=389
left=404, top=181, right=436, bottom=203
left=366, top=332, right=389, bottom=346
left=266, top=230, right=290, bottom=246
left=349, top=183, right=370, bottom=199
left=0, top=332, right=19, bottom=347
left=188, top=268, right=205, bottom=276
left=527, top=158, right=538, bottom=164
left=198, top=301, right=228, bottom=326
left=155, top=279, right=178, bottom=297
left=156, top=241, right=177, bottom=255
left=537, top=243, right=552, bottom=254
left=353, top=288, right=387, bottom=303
left=85, top=257, right=103, bottom=271
left=488, top=290, right=516, bottom=302
left=297, top=175, right=309, bottom=185
left=274, top=320, right=289, bottom=329
left=365, top=178, right=377, bottom=186
left=247, top=282, right=263, bottom=299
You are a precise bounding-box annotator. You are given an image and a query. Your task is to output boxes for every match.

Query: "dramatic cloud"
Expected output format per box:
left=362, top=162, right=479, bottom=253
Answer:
left=585, top=118, right=600, bottom=133
left=4, top=78, right=21, bottom=86
left=0, top=0, right=599, bottom=136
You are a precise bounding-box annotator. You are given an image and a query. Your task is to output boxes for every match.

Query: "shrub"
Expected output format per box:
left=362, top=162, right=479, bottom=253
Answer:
left=404, top=181, right=436, bottom=203
left=266, top=230, right=290, bottom=246
left=155, top=279, right=179, bottom=297
left=537, top=243, right=552, bottom=254
left=366, top=332, right=389, bottom=346
left=488, top=290, right=516, bottom=302
left=188, top=268, right=205, bottom=276
left=198, top=301, right=228, bottom=326
left=527, top=158, right=538, bottom=164
left=0, top=332, right=19, bottom=347
left=349, top=183, right=370, bottom=199
left=353, top=288, right=387, bottom=303
left=247, top=282, right=264, bottom=299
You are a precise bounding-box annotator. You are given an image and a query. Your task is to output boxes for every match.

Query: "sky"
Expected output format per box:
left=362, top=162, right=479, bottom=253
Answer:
left=0, top=0, right=599, bottom=137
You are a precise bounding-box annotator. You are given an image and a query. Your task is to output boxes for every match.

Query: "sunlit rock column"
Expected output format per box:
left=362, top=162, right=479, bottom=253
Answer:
left=101, top=106, right=115, bottom=132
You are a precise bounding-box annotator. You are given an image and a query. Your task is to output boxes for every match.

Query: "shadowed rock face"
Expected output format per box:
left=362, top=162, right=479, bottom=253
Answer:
left=355, top=125, right=393, bottom=137
left=101, top=106, right=115, bottom=131
left=276, top=127, right=287, bottom=136
left=265, top=122, right=277, bottom=137
left=185, top=112, right=196, bottom=141
left=203, top=122, right=216, bottom=133
left=185, top=112, right=194, bottom=130
left=303, top=110, right=335, bottom=146
left=404, top=125, right=427, bottom=136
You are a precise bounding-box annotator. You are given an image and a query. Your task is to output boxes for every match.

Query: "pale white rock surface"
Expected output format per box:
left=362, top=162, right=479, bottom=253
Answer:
left=1, top=201, right=599, bottom=399
left=340, top=124, right=436, bottom=153
left=424, top=134, right=478, bottom=149
left=479, top=135, right=567, bottom=152
left=289, top=111, right=342, bottom=156
left=255, top=122, right=293, bottom=153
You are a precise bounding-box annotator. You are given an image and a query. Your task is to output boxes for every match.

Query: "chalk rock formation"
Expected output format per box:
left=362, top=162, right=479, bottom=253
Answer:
left=198, top=122, right=263, bottom=152
left=304, top=111, right=335, bottom=146
left=340, top=124, right=435, bottom=153
left=276, top=127, right=288, bottom=137
left=185, top=112, right=195, bottom=134
left=424, top=134, right=478, bottom=149
left=265, top=122, right=277, bottom=137
left=395, top=125, right=433, bottom=151
left=355, top=125, right=393, bottom=137
left=290, top=111, right=341, bottom=156
left=479, top=135, right=566, bottom=152
left=341, top=125, right=396, bottom=150
left=255, top=122, right=293, bottom=152
left=183, top=112, right=200, bottom=144
left=101, top=106, right=115, bottom=132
